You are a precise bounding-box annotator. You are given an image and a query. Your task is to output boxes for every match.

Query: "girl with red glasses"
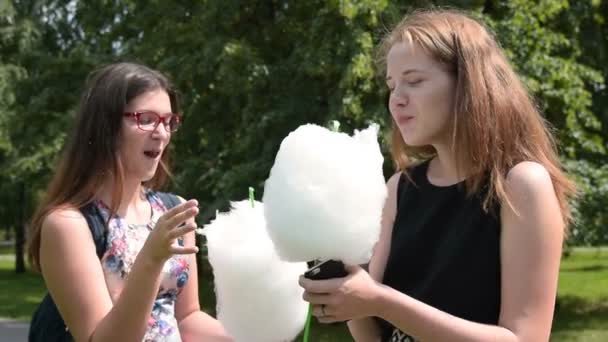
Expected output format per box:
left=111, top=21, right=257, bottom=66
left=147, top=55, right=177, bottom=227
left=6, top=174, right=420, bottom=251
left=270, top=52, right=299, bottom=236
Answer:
left=27, top=62, right=232, bottom=342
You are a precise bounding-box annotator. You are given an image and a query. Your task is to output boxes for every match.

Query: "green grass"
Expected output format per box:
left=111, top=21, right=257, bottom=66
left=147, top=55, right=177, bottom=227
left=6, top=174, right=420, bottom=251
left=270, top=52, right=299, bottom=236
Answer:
left=551, top=248, right=608, bottom=341
left=0, top=259, right=45, bottom=321
left=0, top=243, right=15, bottom=255
left=1, top=248, right=606, bottom=342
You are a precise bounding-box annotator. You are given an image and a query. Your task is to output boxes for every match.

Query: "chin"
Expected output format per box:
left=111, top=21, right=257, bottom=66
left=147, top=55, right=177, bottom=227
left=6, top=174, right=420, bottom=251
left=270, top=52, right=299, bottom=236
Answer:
left=142, top=170, right=158, bottom=182
left=401, top=134, right=424, bottom=147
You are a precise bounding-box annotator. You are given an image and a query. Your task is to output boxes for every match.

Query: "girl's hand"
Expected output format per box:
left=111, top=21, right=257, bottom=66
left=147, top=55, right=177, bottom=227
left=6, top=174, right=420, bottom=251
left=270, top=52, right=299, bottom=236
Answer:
left=299, top=265, right=383, bottom=323
left=141, top=199, right=199, bottom=264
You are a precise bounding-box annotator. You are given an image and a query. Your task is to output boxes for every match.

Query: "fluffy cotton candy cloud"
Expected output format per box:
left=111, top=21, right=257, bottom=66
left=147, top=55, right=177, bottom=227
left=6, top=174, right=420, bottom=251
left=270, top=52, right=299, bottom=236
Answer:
left=263, top=124, right=387, bottom=265
left=202, top=200, right=308, bottom=342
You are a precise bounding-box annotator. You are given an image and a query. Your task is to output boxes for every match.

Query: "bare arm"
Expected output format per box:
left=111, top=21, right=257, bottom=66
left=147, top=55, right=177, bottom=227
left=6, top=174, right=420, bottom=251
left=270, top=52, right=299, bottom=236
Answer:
left=370, top=161, right=563, bottom=341
left=40, top=201, right=199, bottom=342
left=347, top=172, right=401, bottom=342
left=175, top=197, right=232, bottom=341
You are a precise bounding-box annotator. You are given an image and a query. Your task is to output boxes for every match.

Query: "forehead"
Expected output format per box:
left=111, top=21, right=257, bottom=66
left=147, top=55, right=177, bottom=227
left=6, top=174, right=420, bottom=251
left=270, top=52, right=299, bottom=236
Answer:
left=385, top=41, right=438, bottom=77
left=125, top=89, right=171, bottom=112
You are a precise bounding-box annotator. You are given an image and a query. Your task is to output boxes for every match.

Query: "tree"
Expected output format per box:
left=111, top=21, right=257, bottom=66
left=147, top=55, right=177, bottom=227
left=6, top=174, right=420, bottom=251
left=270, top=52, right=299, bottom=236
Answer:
left=1, top=0, right=607, bottom=276
left=0, top=0, right=38, bottom=272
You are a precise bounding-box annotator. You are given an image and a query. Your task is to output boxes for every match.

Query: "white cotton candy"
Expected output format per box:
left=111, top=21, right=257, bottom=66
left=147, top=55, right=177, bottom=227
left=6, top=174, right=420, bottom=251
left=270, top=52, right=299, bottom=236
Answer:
left=202, top=200, right=308, bottom=342
left=263, top=124, right=387, bottom=265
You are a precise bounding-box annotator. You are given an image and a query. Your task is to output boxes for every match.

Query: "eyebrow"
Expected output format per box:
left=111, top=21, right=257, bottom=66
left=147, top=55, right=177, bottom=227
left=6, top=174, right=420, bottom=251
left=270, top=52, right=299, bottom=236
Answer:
left=386, top=69, right=425, bottom=81
left=135, top=109, right=174, bottom=115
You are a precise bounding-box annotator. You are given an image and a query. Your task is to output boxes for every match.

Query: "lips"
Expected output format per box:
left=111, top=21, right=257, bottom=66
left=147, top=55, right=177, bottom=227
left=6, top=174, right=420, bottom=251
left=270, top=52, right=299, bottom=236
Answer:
left=143, top=150, right=161, bottom=159
left=396, top=116, right=414, bottom=125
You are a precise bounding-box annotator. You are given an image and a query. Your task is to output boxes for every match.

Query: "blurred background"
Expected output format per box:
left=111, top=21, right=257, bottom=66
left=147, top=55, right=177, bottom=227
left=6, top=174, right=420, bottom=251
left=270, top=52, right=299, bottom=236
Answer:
left=1, top=0, right=607, bottom=340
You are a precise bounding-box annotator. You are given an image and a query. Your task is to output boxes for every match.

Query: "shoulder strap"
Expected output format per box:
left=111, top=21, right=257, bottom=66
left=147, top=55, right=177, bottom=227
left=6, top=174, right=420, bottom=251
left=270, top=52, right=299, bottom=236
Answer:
left=30, top=204, right=105, bottom=341
left=156, top=191, right=182, bottom=210
left=80, top=203, right=107, bottom=259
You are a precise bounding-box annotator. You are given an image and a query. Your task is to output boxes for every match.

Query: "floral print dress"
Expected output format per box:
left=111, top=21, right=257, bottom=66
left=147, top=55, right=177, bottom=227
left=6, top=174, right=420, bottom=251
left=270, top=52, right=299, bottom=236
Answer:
left=97, top=190, right=191, bottom=342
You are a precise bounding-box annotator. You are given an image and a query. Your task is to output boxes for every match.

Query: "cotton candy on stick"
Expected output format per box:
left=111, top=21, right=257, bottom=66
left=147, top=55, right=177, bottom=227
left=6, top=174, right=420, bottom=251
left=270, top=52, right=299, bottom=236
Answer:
left=263, top=123, right=387, bottom=265
left=201, top=200, right=308, bottom=342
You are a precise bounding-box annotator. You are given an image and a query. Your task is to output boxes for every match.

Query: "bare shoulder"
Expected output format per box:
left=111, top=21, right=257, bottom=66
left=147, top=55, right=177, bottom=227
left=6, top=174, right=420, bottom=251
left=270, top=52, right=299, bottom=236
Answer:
left=40, top=207, right=95, bottom=263
left=42, top=206, right=90, bottom=238
left=502, top=161, right=562, bottom=234
left=505, top=161, right=555, bottom=195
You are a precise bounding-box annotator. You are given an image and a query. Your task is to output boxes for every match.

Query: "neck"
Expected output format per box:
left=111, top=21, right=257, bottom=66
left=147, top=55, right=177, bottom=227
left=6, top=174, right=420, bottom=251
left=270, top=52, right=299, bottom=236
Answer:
left=97, top=176, right=148, bottom=220
left=428, top=141, right=465, bottom=186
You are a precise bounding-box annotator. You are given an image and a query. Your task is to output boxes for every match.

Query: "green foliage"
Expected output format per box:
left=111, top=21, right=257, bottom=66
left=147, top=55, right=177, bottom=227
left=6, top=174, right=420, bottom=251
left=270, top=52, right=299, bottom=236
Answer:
left=486, top=0, right=605, bottom=157
left=567, top=160, right=608, bottom=245
left=0, top=0, right=606, bottom=244
left=482, top=0, right=608, bottom=244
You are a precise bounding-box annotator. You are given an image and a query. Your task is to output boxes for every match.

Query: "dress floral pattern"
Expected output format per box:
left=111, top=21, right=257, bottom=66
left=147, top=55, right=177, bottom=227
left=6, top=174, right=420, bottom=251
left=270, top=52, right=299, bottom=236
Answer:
left=97, top=190, right=191, bottom=342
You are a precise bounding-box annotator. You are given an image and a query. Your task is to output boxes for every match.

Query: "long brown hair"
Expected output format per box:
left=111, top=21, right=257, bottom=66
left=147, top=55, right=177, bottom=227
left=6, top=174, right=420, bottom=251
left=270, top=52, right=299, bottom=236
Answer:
left=379, top=9, right=576, bottom=227
left=27, top=62, right=179, bottom=271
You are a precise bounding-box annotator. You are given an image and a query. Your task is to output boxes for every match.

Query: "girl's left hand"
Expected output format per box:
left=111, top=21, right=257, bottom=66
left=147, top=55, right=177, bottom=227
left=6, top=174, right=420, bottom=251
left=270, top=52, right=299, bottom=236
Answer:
left=298, top=264, right=383, bottom=323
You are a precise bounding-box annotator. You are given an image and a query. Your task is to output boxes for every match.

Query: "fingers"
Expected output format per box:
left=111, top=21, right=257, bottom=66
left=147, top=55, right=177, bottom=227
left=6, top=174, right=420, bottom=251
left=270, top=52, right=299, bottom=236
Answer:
left=167, top=223, right=198, bottom=255
left=160, top=199, right=198, bottom=223
left=168, top=222, right=197, bottom=240
left=170, top=245, right=199, bottom=255
left=312, top=304, right=330, bottom=317
left=345, top=264, right=361, bottom=274
left=312, top=304, right=339, bottom=324
left=299, top=275, right=343, bottom=293
left=163, top=205, right=199, bottom=230
left=303, top=292, right=331, bottom=305
left=317, top=315, right=340, bottom=324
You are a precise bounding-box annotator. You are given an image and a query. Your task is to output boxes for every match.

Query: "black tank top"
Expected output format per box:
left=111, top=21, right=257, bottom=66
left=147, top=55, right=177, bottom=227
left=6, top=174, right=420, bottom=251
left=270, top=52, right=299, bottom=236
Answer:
left=379, top=161, right=501, bottom=341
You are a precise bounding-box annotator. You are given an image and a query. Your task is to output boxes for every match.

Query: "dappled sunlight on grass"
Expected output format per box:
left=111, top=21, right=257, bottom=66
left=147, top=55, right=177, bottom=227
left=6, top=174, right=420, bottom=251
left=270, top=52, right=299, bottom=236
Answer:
left=551, top=248, right=608, bottom=341
left=0, top=248, right=605, bottom=341
left=0, top=266, right=45, bottom=321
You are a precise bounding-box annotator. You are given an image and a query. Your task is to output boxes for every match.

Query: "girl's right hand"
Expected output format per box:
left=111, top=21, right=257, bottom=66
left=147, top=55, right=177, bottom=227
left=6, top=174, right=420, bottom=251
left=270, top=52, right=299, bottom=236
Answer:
left=142, top=199, right=200, bottom=264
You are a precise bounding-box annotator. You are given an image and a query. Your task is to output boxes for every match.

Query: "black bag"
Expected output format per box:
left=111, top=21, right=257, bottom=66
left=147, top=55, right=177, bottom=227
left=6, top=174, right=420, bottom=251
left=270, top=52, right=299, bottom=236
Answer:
left=28, top=192, right=181, bottom=342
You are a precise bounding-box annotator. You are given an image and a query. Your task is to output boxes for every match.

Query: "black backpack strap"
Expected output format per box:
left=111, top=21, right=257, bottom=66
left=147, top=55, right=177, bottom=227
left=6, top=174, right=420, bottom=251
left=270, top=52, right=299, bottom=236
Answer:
left=80, top=202, right=108, bottom=259
left=156, top=191, right=182, bottom=210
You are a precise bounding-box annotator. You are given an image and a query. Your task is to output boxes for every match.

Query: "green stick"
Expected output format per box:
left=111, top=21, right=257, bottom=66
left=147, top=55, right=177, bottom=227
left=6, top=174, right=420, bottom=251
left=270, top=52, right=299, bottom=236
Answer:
left=330, top=120, right=340, bottom=132
left=302, top=303, right=313, bottom=342
left=248, top=186, right=255, bottom=208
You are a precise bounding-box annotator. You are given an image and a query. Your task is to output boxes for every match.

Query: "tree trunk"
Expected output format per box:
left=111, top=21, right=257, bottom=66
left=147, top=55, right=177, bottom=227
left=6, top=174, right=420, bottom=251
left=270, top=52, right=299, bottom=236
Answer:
left=15, top=181, right=26, bottom=274
left=4, top=226, right=12, bottom=240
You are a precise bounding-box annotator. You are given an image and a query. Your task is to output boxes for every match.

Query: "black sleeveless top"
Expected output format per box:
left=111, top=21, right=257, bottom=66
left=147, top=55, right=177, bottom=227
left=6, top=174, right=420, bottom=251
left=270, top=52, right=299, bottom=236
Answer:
left=378, top=161, right=501, bottom=341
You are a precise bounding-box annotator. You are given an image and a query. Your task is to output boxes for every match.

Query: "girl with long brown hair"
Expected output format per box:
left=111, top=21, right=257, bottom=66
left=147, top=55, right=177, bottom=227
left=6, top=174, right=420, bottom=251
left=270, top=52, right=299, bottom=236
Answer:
left=27, top=62, right=232, bottom=342
left=300, top=9, right=574, bottom=342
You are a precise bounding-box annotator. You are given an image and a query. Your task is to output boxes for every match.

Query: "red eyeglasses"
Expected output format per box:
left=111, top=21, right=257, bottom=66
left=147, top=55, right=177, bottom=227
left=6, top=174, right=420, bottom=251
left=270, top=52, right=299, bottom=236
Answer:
left=123, top=111, right=182, bottom=132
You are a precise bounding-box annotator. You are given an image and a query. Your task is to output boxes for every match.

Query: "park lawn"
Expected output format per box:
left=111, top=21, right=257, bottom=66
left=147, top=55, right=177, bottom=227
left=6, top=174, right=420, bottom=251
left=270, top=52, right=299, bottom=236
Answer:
left=0, top=243, right=14, bottom=255
left=1, top=248, right=606, bottom=342
left=551, top=247, right=608, bottom=342
left=0, top=259, right=46, bottom=321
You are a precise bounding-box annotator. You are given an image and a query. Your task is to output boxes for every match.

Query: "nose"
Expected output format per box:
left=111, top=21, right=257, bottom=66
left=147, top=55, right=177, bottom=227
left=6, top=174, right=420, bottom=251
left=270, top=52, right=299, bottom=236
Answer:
left=389, top=88, right=408, bottom=110
left=151, top=121, right=170, bottom=140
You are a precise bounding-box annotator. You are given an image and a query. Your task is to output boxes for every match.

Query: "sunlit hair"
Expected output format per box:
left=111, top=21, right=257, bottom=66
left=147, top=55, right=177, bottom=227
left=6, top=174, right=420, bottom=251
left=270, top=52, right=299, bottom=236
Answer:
left=27, top=62, right=179, bottom=271
left=379, top=9, right=575, bottom=228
